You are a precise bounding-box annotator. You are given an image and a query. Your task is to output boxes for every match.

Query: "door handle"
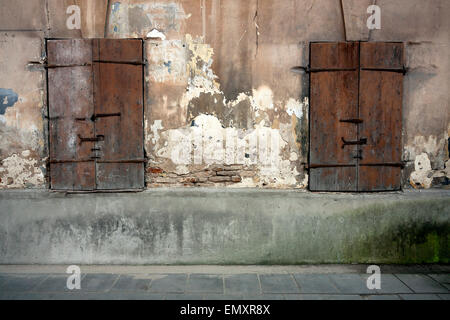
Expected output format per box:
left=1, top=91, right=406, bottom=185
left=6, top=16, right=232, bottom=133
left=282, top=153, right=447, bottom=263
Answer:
left=341, top=137, right=367, bottom=149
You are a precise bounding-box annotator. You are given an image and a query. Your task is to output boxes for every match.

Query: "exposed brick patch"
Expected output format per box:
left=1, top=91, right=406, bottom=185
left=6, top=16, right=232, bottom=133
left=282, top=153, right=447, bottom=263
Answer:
left=181, top=177, right=199, bottom=183
left=147, top=167, right=164, bottom=174
left=153, top=177, right=174, bottom=184
left=146, top=164, right=253, bottom=187
left=216, top=171, right=239, bottom=176
left=209, top=176, right=231, bottom=182
left=211, top=165, right=244, bottom=172
left=231, top=176, right=242, bottom=182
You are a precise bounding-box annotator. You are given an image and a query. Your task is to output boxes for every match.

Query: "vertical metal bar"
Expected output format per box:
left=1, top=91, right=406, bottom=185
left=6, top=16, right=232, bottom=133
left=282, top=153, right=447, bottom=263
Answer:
left=45, top=38, right=50, bottom=188
left=339, top=0, right=347, bottom=41
left=307, top=41, right=311, bottom=190
left=142, top=38, right=146, bottom=187
left=104, top=0, right=112, bottom=38
left=356, top=41, right=361, bottom=191
left=92, top=39, right=97, bottom=189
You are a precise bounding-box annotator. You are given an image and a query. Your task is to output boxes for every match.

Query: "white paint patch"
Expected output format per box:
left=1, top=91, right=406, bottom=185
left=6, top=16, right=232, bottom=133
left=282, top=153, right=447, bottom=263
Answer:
left=21, top=150, right=31, bottom=157
left=147, top=40, right=187, bottom=83
left=406, top=129, right=450, bottom=188
left=410, top=153, right=450, bottom=188
left=0, top=153, right=44, bottom=188
left=405, top=134, right=447, bottom=161
left=157, top=114, right=300, bottom=187
left=146, top=29, right=166, bottom=40
left=175, top=165, right=189, bottom=175
left=410, top=153, right=433, bottom=188
left=252, top=86, right=274, bottom=111
left=286, top=97, right=308, bottom=119
left=289, top=152, right=298, bottom=161
left=150, top=120, right=164, bottom=144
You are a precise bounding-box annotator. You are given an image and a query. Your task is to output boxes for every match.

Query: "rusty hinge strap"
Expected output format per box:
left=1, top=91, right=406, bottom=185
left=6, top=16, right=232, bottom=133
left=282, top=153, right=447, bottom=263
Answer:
left=340, top=118, right=363, bottom=124
left=50, top=159, right=146, bottom=163
left=96, top=159, right=147, bottom=163
left=361, top=67, right=408, bottom=74
left=46, top=64, right=92, bottom=68
left=360, top=162, right=405, bottom=168
left=46, top=61, right=145, bottom=68
left=308, top=163, right=405, bottom=169
left=50, top=159, right=95, bottom=164
left=309, top=164, right=356, bottom=168
left=93, top=60, right=145, bottom=65
left=310, top=68, right=357, bottom=73
left=50, top=159, right=146, bottom=164
left=341, top=137, right=367, bottom=148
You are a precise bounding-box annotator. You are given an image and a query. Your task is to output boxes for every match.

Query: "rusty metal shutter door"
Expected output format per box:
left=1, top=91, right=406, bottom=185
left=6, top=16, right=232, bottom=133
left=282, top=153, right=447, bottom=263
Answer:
left=47, top=39, right=96, bottom=191
left=309, top=42, right=360, bottom=191
left=358, top=42, right=404, bottom=191
left=92, top=39, right=144, bottom=190
left=47, top=39, right=144, bottom=191
left=309, top=42, right=404, bottom=192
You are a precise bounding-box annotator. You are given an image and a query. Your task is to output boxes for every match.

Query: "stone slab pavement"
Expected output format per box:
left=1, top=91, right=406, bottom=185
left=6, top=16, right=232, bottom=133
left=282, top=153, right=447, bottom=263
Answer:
left=0, top=265, right=448, bottom=300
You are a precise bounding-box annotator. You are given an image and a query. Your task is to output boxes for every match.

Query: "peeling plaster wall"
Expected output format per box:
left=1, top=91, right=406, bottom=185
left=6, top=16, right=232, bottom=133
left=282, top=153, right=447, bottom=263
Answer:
left=144, top=30, right=309, bottom=188
left=0, top=30, right=47, bottom=188
left=0, top=0, right=448, bottom=189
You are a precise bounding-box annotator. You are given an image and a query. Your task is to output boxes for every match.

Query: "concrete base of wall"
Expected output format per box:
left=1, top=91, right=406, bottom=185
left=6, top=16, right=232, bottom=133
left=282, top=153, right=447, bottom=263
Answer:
left=0, top=189, right=449, bottom=264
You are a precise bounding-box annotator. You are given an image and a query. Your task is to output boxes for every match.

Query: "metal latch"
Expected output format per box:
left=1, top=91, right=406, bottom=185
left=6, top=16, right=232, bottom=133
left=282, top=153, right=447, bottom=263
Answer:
left=341, top=137, right=367, bottom=148
left=78, top=134, right=105, bottom=144
left=91, top=113, right=121, bottom=121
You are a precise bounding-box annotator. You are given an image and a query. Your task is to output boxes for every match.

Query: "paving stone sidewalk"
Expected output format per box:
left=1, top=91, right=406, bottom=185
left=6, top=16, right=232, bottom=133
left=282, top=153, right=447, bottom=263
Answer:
left=0, top=266, right=448, bottom=300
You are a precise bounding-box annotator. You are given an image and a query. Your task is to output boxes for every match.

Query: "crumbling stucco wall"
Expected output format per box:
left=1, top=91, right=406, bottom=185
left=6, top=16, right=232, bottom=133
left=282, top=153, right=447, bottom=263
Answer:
left=0, top=0, right=448, bottom=189
left=0, top=5, right=47, bottom=188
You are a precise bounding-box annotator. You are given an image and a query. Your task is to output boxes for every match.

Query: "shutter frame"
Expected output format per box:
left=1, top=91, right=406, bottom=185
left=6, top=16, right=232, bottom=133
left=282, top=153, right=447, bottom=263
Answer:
left=309, top=41, right=404, bottom=192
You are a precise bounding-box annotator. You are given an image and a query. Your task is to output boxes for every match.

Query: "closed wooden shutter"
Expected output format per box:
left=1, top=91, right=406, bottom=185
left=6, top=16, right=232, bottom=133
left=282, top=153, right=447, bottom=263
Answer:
left=309, top=42, right=404, bottom=192
left=47, top=39, right=144, bottom=191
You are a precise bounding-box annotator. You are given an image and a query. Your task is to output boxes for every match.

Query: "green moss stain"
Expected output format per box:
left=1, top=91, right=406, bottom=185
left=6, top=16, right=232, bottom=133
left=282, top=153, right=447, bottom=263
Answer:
left=337, top=199, right=450, bottom=264
left=217, top=198, right=450, bottom=265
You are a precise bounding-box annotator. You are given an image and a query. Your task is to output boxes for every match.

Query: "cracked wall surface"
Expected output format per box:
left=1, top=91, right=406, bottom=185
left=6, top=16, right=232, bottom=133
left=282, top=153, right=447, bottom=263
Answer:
left=0, top=0, right=448, bottom=189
